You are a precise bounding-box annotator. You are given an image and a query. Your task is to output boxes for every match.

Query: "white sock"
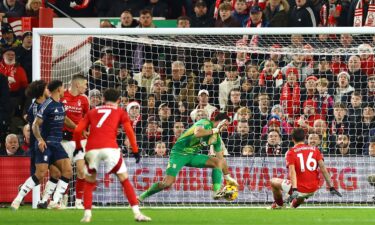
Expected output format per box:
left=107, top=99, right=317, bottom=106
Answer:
left=52, top=177, right=69, bottom=203
left=41, top=180, right=58, bottom=203
left=15, top=176, right=38, bottom=202
left=84, top=209, right=92, bottom=217
left=131, top=205, right=141, bottom=215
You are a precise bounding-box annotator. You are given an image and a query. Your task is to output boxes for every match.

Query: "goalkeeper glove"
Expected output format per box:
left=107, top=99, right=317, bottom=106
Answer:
left=287, top=188, right=299, bottom=202
left=134, top=152, right=141, bottom=164
left=212, top=119, right=228, bottom=134
left=329, top=187, right=342, bottom=197
left=224, top=174, right=238, bottom=186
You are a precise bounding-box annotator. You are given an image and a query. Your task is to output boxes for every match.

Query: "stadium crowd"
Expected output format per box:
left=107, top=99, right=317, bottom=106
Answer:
left=1, top=0, right=375, bottom=158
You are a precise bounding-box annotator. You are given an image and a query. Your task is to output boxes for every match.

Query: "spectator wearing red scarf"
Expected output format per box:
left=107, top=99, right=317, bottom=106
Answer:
left=294, top=99, right=323, bottom=134
left=280, top=67, right=301, bottom=122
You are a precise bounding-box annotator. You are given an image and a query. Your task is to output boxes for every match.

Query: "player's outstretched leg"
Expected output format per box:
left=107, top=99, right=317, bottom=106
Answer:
left=290, top=198, right=305, bottom=209
left=117, top=173, right=151, bottom=222
left=75, top=159, right=86, bottom=209
left=139, top=175, right=175, bottom=202
left=11, top=175, right=40, bottom=210
left=268, top=178, right=286, bottom=209
left=48, top=158, right=72, bottom=209
left=81, top=179, right=96, bottom=223
left=39, top=166, right=61, bottom=209
left=204, top=157, right=225, bottom=199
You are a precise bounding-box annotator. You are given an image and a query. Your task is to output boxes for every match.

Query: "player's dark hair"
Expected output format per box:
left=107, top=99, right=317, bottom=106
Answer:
left=214, top=112, right=230, bottom=122
left=25, top=80, right=47, bottom=99
left=103, top=88, right=120, bottom=102
left=47, top=80, right=63, bottom=92
left=291, top=128, right=305, bottom=143
left=71, top=73, right=87, bottom=81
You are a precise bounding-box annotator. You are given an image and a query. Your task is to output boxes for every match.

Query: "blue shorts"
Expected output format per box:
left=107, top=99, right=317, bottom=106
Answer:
left=35, top=142, right=69, bottom=165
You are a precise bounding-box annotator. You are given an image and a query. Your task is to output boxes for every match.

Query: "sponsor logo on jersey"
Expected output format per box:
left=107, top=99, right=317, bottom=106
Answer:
left=54, top=115, right=65, bottom=121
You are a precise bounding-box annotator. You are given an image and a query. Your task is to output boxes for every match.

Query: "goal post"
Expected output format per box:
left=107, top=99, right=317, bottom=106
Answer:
left=32, top=27, right=375, bottom=208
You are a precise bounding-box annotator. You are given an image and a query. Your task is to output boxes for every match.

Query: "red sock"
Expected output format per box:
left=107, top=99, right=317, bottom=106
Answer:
left=121, top=179, right=138, bottom=206
left=76, top=178, right=85, bottom=200
left=83, top=181, right=96, bottom=210
left=275, top=196, right=284, bottom=206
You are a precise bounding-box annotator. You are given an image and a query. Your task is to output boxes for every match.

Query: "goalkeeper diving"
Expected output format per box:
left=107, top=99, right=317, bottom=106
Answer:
left=139, top=113, right=238, bottom=201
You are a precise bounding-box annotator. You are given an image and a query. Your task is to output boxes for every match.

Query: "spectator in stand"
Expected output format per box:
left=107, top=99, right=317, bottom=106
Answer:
left=219, top=65, right=241, bottom=111
left=95, top=47, right=119, bottom=72
left=319, top=0, right=349, bottom=27
left=153, top=141, right=168, bottom=157
left=0, top=24, right=21, bottom=52
left=282, top=54, right=313, bottom=82
left=196, top=59, right=220, bottom=107
left=366, top=136, right=375, bottom=156
left=124, top=78, right=145, bottom=105
left=253, top=92, right=271, bottom=135
left=88, top=89, right=102, bottom=109
left=348, top=0, right=375, bottom=26
left=294, top=99, right=323, bottom=134
left=141, top=94, right=157, bottom=121
left=347, top=55, right=365, bottom=89
left=190, top=0, right=214, bottom=27
left=245, top=5, right=268, bottom=27
left=263, top=0, right=290, bottom=27
left=0, top=133, right=24, bottom=156
left=150, top=78, right=173, bottom=109
left=358, top=43, right=375, bottom=77
left=240, top=77, right=256, bottom=107
left=347, top=91, right=362, bottom=123
left=137, top=9, right=156, bottom=28
left=107, top=0, right=143, bottom=17
left=301, top=76, right=317, bottom=104
left=313, top=56, right=335, bottom=88
left=280, top=67, right=301, bottom=123
left=177, top=16, right=191, bottom=28
left=126, top=101, right=144, bottom=135
left=190, top=89, right=218, bottom=122
left=242, top=145, right=255, bottom=156
left=141, top=116, right=164, bottom=156
left=258, top=59, right=283, bottom=102
left=88, top=62, right=116, bottom=91
left=212, top=51, right=231, bottom=75
left=21, top=123, right=30, bottom=153
left=0, top=48, right=28, bottom=133
left=314, top=78, right=334, bottom=120
left=0, top=0, right=25, bottom=18
left=227, top=119, right=256, bottom=156
left=339, top=34, right=354, bottom=49
left=157, top=103, right=174, bottom=137
left=313, top=119, right=329, bottom=153
left=215, top=2, right=241, bottom=27
left=363, top=74, right=375, bottom=108
left=115, top=64, right=132, bottom=90
left=331, top=133, right=352, bottom=155
left=329, top=102, right=351, bottom=138
left=245, top=63, right=260, bottom=88
left=15, top=32, right=32, bottom=84
left=168, top=120, right=185, bottom=149
left=175, top=101, right=190, bottom=123
left=334, top=71, right=355, bottom=104
left=99, top=19, right=115, bottom=28
left=267, top=44, right=288, bottom=68
left=232, top=0, right=249, bottom=26
left=288, top=0, right=317, bottom=27
left=0, top=73, right=11, bottom=143
left=259, top=130, right=286, bottom=156
left=225, top=88, right=247, bottom=120
left=166, top=60, right=195, bottom=110
left=308, top=133, right=321, bottom=148
left=262, top=104, right=293, bottom=136
left=352, top=105, right=375, bottom=154
left=25, top=0, right=41, bottom=17
left=120, top=10, right=139, bottom=28
left=193, top=108, right=209, bottom=123
left=133, top=61, right=160, bottom=94
left=144, top=0, right=168, bottom=18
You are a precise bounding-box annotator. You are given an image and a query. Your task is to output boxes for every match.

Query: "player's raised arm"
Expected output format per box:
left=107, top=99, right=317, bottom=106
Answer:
left=194, top=119, right=228, bottom=138
left=318, top=160, right=342, bottom=197
left=73, top=115, right=90, bottom=140
left=32, top=117, right=46, bottom=152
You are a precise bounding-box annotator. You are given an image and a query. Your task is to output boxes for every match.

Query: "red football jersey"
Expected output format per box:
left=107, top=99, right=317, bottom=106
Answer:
left=61, top=90, right=89, bottom=132
left=77, top=104, right=139, bottom=153
left=285, top=143, right=323, bottom=193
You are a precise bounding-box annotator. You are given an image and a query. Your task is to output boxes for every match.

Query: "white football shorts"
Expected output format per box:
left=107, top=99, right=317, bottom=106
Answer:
left=84, top=148, right=127, bottom=175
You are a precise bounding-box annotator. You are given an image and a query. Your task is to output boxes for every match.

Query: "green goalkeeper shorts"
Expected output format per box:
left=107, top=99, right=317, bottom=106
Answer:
left=166, top=152, right=210, bottom=177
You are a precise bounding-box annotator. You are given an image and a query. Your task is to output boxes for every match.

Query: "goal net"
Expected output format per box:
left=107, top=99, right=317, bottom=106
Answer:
left=34, top=27, right=375, bottom=207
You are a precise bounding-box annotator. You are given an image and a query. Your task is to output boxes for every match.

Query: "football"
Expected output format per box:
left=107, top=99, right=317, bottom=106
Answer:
left=224, top=185, right=239, bottom=201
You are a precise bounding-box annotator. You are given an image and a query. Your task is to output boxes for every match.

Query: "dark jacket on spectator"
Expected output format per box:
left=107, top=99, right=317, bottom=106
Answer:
left=0, top=0, right=25, bottom=17
left=263, top=0, right=290, bottom=27
left=15, top=45, right=32, bottom=84
left=214, top=16, right=241, bottom=27
left=191, top=13, right=214, bottom=27
left=107, top=0, right=143, bottom=17
left=144, top=1, right=169, bottom=18
left=0, top=74, right=10, bottom=143
left=289, top=3, right=317, bottom=27
left=121, top=19, right=139, bottom=28
left=226, top=132, right=256, bottom=156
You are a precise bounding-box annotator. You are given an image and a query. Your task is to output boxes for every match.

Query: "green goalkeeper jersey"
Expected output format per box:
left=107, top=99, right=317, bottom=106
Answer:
left=171, top=119, right=222, bottom=155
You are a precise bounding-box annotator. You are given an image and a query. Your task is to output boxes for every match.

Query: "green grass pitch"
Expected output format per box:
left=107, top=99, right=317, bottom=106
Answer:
left=1, top=207, right=375, bottom=225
